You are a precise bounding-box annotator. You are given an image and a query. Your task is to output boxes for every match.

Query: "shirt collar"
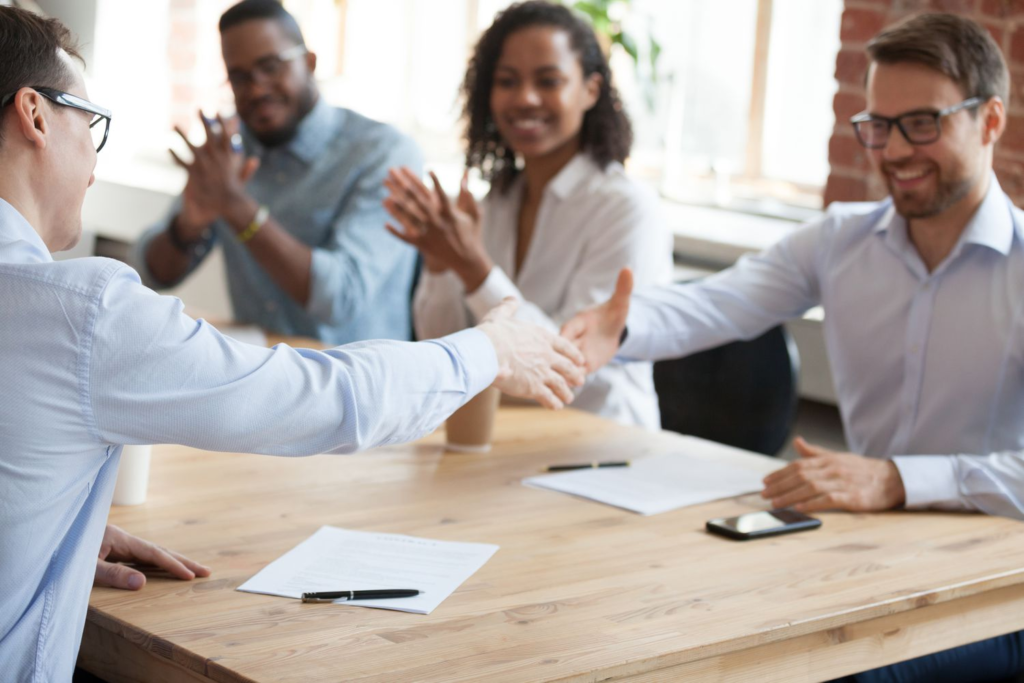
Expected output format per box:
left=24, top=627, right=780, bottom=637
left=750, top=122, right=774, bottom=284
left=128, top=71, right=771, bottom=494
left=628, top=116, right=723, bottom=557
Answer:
left=875, top=172, right=1015, bottom=258
left=958, top=174, right=1015, bottom=255
left=243, top=97, right=340, bottom=165
left=546, top=153, right=600, bottom=200
left=0, top=197, right=52, bottom=265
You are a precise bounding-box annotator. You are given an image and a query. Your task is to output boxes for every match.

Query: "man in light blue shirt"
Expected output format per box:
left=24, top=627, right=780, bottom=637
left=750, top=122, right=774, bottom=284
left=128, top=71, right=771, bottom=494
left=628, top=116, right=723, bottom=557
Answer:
left=134, top=0, right=419, bottom=345
left=0, top=8, right=584, bottom=681
left=564, top=13, right=1023, bottom=683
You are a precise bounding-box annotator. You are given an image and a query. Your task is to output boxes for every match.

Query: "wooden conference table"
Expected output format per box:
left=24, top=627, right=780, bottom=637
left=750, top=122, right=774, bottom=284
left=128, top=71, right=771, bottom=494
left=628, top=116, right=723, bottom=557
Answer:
left=79, top=408, right=1024, bottom=682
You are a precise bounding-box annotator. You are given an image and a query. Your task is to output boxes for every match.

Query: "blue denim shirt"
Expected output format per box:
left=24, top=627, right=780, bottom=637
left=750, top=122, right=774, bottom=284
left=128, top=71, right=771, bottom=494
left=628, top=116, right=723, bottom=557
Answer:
left=0, top=198, right=495, bottom=682
left=134, top=99, right=421, bottom=345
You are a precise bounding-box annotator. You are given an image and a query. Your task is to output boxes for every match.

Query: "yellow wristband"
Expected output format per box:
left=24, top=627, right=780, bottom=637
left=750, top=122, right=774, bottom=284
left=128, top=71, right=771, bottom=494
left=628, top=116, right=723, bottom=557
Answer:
left=238, top=205, right=269, bottom=244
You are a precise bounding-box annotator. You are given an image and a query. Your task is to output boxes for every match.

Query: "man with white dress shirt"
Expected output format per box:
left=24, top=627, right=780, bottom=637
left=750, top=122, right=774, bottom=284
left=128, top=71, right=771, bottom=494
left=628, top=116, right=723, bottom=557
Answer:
left=563, top=12, right=1023, bottom=682
left=0, top=7, right=584, bottom=681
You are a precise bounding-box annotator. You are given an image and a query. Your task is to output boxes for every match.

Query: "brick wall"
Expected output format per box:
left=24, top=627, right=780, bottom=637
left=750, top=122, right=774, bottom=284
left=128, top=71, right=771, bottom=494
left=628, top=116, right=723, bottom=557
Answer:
left=168, top=0, right=236, bottom=132
left=825, top=0, right=1024, bottom=207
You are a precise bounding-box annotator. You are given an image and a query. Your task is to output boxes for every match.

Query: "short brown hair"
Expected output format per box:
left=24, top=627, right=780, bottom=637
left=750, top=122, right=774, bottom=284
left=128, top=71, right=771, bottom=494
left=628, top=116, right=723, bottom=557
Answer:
left=0, top=6, right=82, bottom=145
left=867, top=12, right=1009, bottom=106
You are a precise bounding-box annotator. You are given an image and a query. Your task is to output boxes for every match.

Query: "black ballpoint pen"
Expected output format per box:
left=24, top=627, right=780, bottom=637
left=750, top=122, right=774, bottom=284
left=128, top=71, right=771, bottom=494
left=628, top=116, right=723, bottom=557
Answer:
left=544, top=461, right=631, bottom=472
left=301, top=589, right=420, bottom=603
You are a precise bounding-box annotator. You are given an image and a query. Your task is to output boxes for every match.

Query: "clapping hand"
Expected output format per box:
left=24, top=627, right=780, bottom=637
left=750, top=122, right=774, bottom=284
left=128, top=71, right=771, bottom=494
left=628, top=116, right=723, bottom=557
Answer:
left=169, top=111, right=260, bottom=239
left=383, top=168, right=493, bottom=291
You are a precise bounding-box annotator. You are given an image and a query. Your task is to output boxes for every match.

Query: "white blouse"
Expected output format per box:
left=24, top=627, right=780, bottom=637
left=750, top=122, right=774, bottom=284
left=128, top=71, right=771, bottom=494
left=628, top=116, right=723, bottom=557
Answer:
left=414, top=153, right=673, bottom=429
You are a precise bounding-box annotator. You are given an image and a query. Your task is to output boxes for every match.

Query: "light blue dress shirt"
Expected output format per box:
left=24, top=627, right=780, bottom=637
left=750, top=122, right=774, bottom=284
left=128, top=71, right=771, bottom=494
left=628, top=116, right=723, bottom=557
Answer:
left=133, top=98, right=422, bottom=345
left=0, top=198, right=496, bottom=682
left=622, top=175, right=1024, bottom=519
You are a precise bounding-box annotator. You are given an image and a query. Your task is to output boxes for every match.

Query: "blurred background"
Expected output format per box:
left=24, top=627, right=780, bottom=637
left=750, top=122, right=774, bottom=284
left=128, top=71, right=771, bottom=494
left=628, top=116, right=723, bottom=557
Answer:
left=15, top=0, right=844, bottom=212
left=7, top=0, right=1024, bottom=450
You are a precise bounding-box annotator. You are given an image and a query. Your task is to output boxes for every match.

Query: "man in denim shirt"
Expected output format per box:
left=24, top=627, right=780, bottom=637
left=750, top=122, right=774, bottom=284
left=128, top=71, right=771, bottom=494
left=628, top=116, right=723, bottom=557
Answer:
left=135, top=0, right=419, bottom=344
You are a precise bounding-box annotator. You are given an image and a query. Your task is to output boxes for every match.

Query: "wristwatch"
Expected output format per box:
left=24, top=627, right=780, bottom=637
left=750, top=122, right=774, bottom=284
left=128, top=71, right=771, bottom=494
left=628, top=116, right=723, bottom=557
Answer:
left=619, top=326, right=628, bottom=347
left=167, top=217, right=214, bottom=259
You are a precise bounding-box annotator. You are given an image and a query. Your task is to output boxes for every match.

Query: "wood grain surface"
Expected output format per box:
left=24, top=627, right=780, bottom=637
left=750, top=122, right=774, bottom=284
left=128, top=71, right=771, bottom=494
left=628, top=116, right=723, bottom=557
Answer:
left=80, top=408, right=1024, bottom=682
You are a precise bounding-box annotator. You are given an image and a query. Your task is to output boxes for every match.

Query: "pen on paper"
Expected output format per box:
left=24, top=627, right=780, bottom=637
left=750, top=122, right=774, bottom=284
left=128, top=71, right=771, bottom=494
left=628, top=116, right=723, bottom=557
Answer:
left=544, top=461, right=630, bottom=472
left=301, top=589, right=420, bottom=603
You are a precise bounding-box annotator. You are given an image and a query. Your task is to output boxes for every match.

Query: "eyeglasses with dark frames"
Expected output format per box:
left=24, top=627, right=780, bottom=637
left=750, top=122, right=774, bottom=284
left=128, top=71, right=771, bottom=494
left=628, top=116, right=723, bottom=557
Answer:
left=850, top=97, right=983, bottom=150
left=226, top=44, right=308, bottom=90
left=0, top=86, right=113, bottom=152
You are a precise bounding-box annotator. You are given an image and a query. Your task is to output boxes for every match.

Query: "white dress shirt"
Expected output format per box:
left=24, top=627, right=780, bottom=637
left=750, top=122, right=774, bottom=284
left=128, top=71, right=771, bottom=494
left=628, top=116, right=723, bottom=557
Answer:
left=621, top=175, right=1024, bottom=519
left=415, top=154, right=673, bottom=429
left=0, top=198, right=496, bottom=682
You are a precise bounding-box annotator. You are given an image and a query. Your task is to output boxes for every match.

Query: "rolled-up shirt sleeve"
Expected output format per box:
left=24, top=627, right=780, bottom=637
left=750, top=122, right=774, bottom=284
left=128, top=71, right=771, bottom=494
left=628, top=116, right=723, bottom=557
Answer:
left=893, top=452, right=1024, bottom=519
left=129, top=196, right=215, bottom=290
left=307, top=134, right=423, bottom=327
left=87, top=264, right=496, bottom=455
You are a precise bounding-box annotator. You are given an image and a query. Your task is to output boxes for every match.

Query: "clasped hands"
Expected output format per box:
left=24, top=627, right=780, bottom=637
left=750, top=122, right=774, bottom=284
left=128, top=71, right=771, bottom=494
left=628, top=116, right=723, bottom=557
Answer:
left=559, top=267, right=907, bottom=514
left=384, top=168, right=586, bottom=409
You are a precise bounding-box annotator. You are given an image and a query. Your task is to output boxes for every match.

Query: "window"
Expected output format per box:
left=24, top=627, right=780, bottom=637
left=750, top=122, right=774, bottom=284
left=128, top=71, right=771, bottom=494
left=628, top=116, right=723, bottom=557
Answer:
left=293, top=0, right=843, bottom=210
left=24, top=0, right=843, bottom=212
left=624, top=0, right=844, bottom=210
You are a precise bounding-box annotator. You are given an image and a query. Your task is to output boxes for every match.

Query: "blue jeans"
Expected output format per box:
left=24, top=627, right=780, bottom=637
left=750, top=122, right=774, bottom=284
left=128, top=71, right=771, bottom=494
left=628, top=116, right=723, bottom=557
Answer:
left=831, top=630, right=1024, bottom=683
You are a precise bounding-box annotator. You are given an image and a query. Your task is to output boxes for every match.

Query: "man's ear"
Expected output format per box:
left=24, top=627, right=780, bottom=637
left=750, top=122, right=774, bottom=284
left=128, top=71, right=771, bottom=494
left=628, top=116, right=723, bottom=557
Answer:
left=981, top=96, right=1006, bottom=146
left=11, top=88, right=48, bottom=150
left=304, top=50, right=317, bottom=76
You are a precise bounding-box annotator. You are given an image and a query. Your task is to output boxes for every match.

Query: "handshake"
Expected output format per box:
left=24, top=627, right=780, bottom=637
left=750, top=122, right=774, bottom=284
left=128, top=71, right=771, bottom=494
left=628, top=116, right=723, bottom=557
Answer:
left=475, top=270, right=633, bottom=410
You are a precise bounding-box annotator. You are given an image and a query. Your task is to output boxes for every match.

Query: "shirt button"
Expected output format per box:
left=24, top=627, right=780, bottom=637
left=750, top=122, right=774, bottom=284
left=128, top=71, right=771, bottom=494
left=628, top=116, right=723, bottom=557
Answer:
left=910, top=344, right=920, bottom=354
left=265, top=301, right=278, bottom=313
left=276, top=172, right=288, bottom=183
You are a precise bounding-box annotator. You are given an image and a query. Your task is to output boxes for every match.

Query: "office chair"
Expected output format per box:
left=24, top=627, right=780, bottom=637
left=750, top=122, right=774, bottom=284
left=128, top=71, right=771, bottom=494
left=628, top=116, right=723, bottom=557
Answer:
left=653, top=325, right=800, bottom=456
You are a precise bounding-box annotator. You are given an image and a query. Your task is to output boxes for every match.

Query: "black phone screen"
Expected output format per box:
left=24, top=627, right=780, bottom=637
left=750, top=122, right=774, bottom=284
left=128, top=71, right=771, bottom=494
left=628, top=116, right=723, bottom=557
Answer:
left=706, top=508, right=821, bottom=540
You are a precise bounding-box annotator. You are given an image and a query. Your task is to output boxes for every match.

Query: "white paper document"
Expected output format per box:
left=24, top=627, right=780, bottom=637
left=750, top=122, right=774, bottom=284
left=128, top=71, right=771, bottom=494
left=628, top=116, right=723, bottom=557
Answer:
left=237, top=526, right=499, bottom=614
left=523, top=436, right=785, bottom=515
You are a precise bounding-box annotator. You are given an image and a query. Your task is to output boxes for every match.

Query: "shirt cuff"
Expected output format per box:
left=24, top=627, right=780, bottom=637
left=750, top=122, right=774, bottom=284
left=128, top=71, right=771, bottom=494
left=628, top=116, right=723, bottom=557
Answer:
left=892, top=455, right=962, bottom=509
left=617, top=301, right=654, bottom=360
left=437, top=328, right=499, bottom=397
left=464, top=266, right=521, bottom=321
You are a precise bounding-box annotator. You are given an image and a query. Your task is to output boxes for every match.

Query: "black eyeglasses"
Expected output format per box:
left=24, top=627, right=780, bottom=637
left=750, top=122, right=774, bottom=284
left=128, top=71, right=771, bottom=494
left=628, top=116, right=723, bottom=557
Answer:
left=0, top=86, right=112, bottom=152
left=850, top=97, right=983, bottom=149
left=226, top=45, right=308, bottom=90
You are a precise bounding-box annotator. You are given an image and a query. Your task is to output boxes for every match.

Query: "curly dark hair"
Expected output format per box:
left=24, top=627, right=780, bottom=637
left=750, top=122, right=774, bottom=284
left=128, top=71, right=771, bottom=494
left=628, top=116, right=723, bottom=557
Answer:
left=462, top=1, right=633, bottom=193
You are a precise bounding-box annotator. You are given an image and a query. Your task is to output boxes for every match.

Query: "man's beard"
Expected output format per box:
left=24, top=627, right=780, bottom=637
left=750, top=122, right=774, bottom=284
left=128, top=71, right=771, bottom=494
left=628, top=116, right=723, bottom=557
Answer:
left=884, top=160, right=974, bottom=219
left=250, top=85, right=318, bottom=148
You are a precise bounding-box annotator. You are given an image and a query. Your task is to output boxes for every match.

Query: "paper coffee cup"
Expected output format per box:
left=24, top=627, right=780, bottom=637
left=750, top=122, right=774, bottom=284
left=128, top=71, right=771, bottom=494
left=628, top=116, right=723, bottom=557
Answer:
left=445, top=387, right=500, bottom=453
left=112, top=444, right=152, bottom=506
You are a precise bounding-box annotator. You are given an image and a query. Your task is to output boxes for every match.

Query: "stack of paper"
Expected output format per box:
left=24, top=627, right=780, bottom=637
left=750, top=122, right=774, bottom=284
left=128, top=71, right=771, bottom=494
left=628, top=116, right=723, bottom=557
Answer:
left=238, top=526, right=499, bottom=614
left=523, top=436, right=784, bottom=515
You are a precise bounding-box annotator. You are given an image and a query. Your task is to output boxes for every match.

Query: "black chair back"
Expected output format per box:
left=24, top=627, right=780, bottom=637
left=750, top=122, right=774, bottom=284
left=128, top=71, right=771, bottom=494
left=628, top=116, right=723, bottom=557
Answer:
left=653, top=325, right=800, bottom=456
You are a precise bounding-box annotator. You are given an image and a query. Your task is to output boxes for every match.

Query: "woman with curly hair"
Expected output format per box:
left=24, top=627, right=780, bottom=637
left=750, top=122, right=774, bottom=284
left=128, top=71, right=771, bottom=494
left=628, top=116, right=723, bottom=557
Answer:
left=383, top=0, right=670, bottom=428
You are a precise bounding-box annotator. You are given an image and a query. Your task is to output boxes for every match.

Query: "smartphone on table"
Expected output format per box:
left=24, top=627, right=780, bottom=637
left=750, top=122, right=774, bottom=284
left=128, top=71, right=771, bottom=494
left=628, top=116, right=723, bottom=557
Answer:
left=706, top=508, right=821, bottom=541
